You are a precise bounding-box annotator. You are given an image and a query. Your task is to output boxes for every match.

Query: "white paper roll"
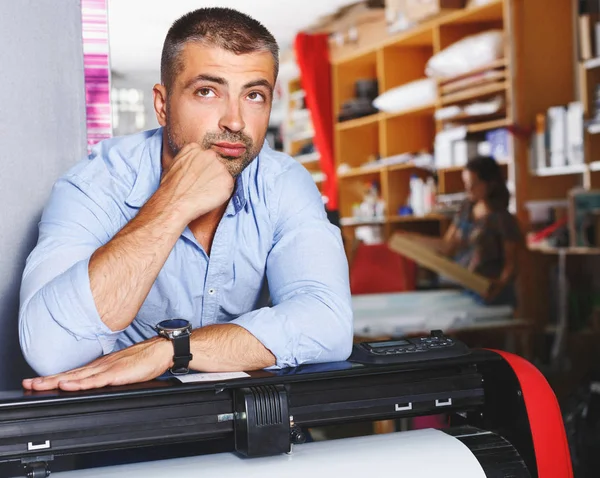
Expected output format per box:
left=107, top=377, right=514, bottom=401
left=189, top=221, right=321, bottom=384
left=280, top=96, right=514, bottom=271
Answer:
left=52, top=428, right=487, bottom=478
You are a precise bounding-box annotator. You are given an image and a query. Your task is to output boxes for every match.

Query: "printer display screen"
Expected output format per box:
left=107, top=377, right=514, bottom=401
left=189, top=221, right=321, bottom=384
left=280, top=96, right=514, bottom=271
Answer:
left=367, top=340, right=410, bottom=348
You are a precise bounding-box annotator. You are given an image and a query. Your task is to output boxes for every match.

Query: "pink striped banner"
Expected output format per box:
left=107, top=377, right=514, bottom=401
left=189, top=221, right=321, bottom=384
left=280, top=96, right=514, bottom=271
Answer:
left=81, top=0, right=112, bottom=150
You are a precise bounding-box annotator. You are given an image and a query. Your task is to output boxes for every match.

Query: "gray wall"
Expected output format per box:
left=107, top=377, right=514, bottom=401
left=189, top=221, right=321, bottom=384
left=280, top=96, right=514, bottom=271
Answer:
left=0, top=0, right=87, bottom=390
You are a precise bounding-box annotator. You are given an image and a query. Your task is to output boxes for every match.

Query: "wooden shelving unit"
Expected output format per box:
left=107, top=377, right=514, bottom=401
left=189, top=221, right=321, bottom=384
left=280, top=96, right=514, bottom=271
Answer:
left=329, top=0, right=576, bottom=325
left=281, top=73, right=326, bottom=196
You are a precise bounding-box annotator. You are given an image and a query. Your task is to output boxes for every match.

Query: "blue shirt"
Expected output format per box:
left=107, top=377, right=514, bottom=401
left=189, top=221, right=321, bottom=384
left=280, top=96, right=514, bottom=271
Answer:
left=19, top=128, right=352, bottom=376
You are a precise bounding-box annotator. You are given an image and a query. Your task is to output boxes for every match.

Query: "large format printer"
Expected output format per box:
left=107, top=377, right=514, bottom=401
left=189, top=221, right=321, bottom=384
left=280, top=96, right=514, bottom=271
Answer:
left=0, top=332, right=572, bottom=477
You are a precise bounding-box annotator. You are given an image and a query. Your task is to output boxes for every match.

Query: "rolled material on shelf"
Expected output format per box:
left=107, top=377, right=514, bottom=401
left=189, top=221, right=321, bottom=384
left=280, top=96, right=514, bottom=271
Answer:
left=53, top=429, right=486, bottom=478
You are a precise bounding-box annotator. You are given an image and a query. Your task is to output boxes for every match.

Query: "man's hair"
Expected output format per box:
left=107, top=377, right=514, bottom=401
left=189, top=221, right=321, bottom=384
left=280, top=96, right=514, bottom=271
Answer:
left=160, top=8, right=279, bottom=90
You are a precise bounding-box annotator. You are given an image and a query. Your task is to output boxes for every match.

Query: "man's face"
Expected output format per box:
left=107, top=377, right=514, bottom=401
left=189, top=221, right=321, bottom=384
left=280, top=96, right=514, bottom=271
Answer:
left=156, top=43, right=275, bottom=177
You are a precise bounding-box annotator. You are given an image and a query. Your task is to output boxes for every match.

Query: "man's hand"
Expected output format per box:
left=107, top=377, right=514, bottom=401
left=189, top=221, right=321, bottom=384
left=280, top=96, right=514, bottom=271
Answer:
left=22, top=338, right=173, bottom=392
left=159, top=142, right=235, bottom=224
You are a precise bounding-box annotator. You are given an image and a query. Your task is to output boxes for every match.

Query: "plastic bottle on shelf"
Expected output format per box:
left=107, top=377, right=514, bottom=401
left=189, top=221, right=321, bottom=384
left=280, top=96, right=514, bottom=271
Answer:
left=423, top=177, right=436, bottom=215
left=409, top=174, right=424, bottom=217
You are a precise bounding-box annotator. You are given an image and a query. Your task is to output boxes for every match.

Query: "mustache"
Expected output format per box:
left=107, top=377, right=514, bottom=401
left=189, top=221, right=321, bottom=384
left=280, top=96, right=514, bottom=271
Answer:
left=201, top=131, right=253, bottom=150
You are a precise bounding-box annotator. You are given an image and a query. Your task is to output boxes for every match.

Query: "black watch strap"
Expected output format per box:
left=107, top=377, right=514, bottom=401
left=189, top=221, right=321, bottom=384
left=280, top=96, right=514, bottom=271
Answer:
left=171, top=333, right=193, bottom=375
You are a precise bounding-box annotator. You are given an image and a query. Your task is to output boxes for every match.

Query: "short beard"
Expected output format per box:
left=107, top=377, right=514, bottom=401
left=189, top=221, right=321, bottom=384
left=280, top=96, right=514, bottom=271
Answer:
left=166, top=121, right=260, bottom=178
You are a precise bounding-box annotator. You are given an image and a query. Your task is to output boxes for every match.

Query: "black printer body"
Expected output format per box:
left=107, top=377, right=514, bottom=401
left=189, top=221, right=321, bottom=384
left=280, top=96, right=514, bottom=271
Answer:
left=0, top=347, right=568, bottom=478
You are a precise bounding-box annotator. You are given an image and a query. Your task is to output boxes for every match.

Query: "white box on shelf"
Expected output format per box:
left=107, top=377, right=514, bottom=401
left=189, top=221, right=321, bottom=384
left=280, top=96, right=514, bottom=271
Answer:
left=452, top=140, right=479, bottom=167
left=566, top=101, right=584, bottom=165
left=434, top=127, right=467, bottom=169
left=547, top=106, right=567, bottom=168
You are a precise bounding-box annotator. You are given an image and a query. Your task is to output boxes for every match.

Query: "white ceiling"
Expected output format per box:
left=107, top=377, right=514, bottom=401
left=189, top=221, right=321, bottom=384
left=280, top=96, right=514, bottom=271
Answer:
left=108, top=0, right=357, bottom=75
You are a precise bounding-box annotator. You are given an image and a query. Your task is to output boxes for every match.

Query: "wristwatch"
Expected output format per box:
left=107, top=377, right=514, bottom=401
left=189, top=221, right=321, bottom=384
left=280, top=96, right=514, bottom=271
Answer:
left=156, top=318, right=193, bottom=375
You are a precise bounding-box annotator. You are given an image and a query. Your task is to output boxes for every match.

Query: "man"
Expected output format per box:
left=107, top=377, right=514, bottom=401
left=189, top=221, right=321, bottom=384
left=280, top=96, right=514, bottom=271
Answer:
left=19, top=8, right=352, bottom=392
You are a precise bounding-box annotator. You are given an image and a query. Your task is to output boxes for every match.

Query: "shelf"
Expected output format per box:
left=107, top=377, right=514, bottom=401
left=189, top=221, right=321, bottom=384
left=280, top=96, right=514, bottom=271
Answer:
left=340, top=215, right=447, bottom=226
left=387, top=162, right=425, bottom=172
left=438, top=159, right=509, bottom=173
left=334, top=25, right=434, bottom=65
left=438, top=58, right=508, bottom=85
left=338, top=165, right=384, bottom=178
left=532, top=164, right=587, bottom=177
left=289, top=130, right=314, bottom=143
left=437, top=165, right=468, bottom=173
left=587, top=123, right=600, bottom=135
left=336, top=113, right=381, bottom=131
left=441, top=82, right=508, bottom=106
left=439, top=0, right=504, bottom=25
left=294, top=152, right=320, bottom=165
left=590, top=161, right=600, bottom=172
left=584, top=57, right=600, bottom=70
left=439, top=110, right=505, bottom=122
left=467, top=117, right=511, bottom=133
left=383, top=104, right=436, bottom=120
left=528, top=244, right=600, bottom=255
left=332, top=1, right=503, bottom=65
left=389, top=214, right=448, bottom=223
left=340, top=217, right=386, bottom=227
left=382, top=22, right=435, bottom=49
left=331, top=48, right=378, bottom=67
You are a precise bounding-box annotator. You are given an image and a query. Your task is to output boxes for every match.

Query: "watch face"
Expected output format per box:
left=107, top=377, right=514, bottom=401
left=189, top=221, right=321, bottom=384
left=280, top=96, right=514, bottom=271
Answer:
left=157, top=318, right=190, bottom=330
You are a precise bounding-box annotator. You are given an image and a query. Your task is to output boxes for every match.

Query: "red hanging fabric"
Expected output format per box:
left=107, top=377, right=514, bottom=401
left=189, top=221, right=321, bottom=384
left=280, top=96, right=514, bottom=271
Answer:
left=294, top=32, right=338, bottom=211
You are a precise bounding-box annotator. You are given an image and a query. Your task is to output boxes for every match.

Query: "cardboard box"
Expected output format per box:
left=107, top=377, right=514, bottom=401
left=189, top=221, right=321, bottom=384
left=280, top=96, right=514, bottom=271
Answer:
left=404, top=0, right=466, bottom=23
left=325, top=6, right=389, bottom=61
left=386, top=0, right=407, bottom=25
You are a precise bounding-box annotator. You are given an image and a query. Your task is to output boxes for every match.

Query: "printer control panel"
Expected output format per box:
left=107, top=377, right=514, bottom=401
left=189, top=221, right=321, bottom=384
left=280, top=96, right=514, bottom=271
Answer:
left=350, top=330, right=470, bottom=364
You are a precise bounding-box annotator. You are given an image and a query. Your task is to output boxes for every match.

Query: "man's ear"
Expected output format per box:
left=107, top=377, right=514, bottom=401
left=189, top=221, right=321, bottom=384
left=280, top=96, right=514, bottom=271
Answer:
left=153, top=84, right=168, bottom=127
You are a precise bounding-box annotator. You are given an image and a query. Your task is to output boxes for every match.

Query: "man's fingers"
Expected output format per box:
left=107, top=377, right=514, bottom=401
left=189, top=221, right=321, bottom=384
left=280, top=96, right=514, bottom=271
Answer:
left=58, top=371, right=117, bottom=392
left=23, top=365, right=106, bottom=391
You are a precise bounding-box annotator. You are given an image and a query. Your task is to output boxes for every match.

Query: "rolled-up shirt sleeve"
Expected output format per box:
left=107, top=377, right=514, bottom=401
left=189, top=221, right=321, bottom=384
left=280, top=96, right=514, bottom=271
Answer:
left=232, top=163, right=353, bottom=368
left=19, top=175, right=123, bottom=376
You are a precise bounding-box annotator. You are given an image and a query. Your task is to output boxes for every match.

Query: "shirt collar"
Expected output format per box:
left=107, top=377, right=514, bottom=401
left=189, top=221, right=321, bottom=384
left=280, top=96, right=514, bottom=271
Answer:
left=125, top=128, right=163, bottom=209
left=226, top=173, right=248, bottom=216
left=125, top=127, right=248, bottom=216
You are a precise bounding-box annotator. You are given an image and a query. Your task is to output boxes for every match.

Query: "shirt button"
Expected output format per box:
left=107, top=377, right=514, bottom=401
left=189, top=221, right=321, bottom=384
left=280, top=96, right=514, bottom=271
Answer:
left=208, top=288, right=216, bottom=295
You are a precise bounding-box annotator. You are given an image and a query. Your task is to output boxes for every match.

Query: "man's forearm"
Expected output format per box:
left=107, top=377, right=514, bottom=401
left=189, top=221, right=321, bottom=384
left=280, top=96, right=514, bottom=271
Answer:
left=89, top=192, right=187, bottom=331
left=187, top=324, right=276, bottom=372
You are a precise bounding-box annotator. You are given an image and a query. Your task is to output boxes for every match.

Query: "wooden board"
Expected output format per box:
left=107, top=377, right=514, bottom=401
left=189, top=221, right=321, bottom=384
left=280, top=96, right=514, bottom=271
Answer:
left=388, top=233, right=491, bottom=296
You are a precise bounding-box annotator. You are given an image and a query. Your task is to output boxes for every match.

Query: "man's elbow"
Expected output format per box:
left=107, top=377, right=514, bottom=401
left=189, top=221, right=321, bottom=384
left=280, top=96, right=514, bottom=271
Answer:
left=327, top=330, right=353, bottom=363
left=19, top=300, right=95, bottom=377
left=311, top=306, right=354, bottom=364
left=19, top=312, right=63, bottom=376
left=21, top=345, right=68, bottom=377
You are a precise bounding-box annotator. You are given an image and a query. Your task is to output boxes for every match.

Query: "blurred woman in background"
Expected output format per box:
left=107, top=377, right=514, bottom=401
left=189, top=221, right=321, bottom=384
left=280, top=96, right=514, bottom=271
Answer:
left=440, top=155, right=522, bottom=306
left=413, top=155, right=522, bottom=306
